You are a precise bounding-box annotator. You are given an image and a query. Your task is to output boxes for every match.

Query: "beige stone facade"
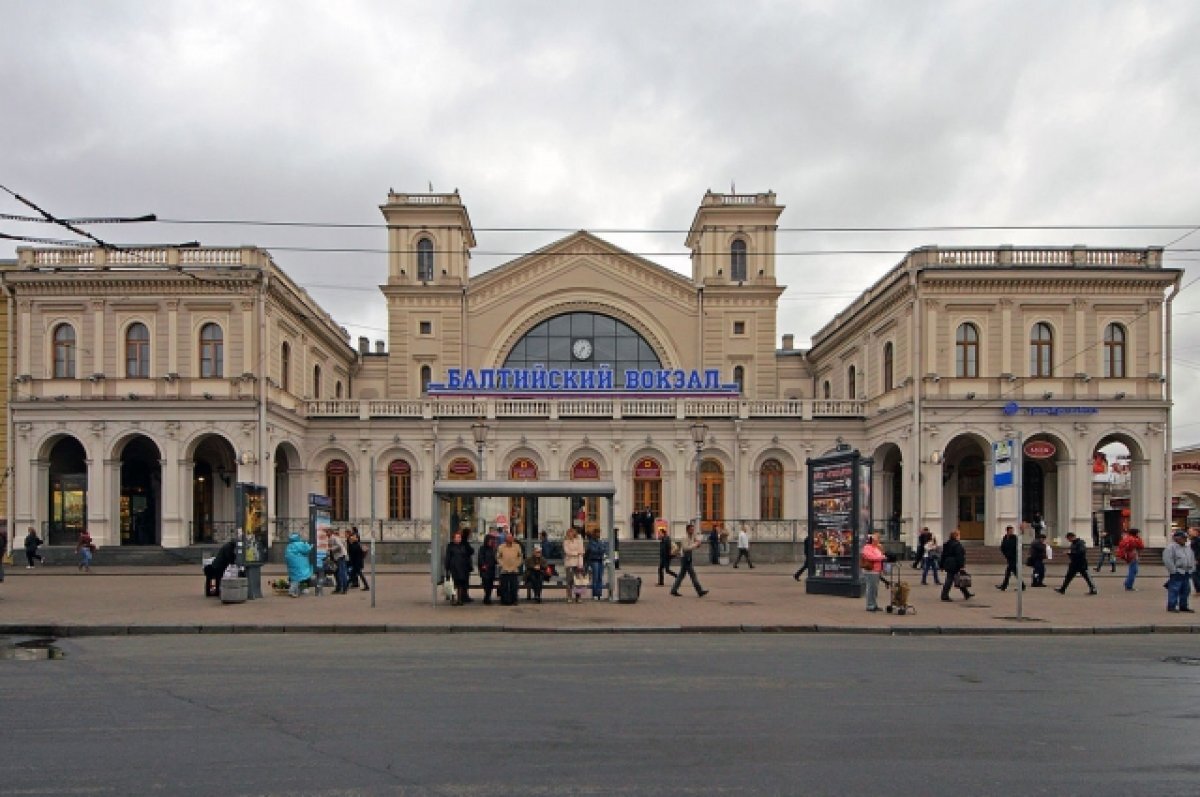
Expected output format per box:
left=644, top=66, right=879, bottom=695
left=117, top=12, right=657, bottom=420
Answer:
left=0, top=190, right=1182, bottom=552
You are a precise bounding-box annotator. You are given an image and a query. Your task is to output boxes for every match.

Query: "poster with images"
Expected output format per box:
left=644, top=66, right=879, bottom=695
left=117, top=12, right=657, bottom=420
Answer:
left=809, top=459, right=857, bottom=581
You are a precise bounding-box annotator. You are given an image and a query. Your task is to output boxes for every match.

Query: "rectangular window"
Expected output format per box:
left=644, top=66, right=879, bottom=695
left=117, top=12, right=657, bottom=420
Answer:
left=419, top=321, right=432, bottom=335
left=733, top=321, right=746, bottom=335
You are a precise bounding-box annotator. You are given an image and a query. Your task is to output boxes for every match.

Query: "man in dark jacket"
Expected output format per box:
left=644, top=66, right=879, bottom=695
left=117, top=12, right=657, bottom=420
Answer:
left=1028, top=533, right=1049, bottom=587
left=940, top=529, right=974, bottom=602
left=657, top=526, right=678, bottom=586
left=913, top=526, right=933, bottom=569
left=1055, top=532, right=1098, bottom=595
left=477, top=533, right=499, bottom=605
left=203, top=537, right=238, bottom=597
left=794, top=531, right=813, bottom=581
left=996, top=525, right=1025, bottom=591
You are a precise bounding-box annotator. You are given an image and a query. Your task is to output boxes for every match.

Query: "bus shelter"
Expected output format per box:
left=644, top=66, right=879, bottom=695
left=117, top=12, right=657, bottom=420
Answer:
left=430, top=479, right=617, bottom=605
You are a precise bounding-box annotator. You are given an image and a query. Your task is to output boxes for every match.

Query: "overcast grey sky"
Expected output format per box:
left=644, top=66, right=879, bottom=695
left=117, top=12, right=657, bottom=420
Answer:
left=3, top=1, right=1199, bottom=441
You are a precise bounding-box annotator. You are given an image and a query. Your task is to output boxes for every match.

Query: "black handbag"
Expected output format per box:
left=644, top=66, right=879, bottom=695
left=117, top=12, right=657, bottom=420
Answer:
left=954, top=569, right=972, bottom=589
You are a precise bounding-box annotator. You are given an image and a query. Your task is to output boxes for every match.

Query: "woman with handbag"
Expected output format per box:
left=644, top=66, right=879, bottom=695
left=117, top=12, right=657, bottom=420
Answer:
left=563, top=526, right=585, bottom=603
left=444, top=530, right=473, bottom=606
left=939, top=528, right=974, bottom=602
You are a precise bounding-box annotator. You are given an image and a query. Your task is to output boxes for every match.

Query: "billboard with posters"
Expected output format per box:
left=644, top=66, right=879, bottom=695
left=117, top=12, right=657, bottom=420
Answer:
left=806, top=448, right=872, bottom=597
left=308, top=493, right=333, bottom=570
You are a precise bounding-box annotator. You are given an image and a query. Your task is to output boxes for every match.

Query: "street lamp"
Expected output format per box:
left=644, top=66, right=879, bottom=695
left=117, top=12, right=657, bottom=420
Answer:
left=471, top=421, right=489, bottom=478
left=690, top=421, right=709, bottom=532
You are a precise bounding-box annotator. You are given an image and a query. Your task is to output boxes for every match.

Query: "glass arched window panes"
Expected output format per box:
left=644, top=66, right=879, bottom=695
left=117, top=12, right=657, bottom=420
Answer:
left=956, top=323, right=979, bottom=378
left=882, top=342, right=894, bottom=392
left=199, top=323, right=223, bottom=378
left=502, top=311, right=662, bottom=387
left=847, top=365, right=856, bottom=398
left=420, top=365, right=431, bottom=394
left=823, top=380, right=830, bottom=399
left=325, top=459, right=349, bottom=521
left=733, top=365, right=745, bottom=394
left=759, top=459, right=783, bottom=520
left=280, top=342, right=290, bottom=391
left=387, top=459, right=412, bottom=520
left=730, top=239, right=748, bottom=282
left=699, top=458, right=724, bottom=532
left=125, top=323, right=150, bottom=378
left=1104, top=323, right=1126, bottom=378
left=416, top=237, right=434, bottom=282
left=1030, top=322, right=1053, bottom=377
left=52, top=323, right=76, bottom=379
left=313, top=365, right=322, bottom=399
left=335, top=381, right=343, bottom=399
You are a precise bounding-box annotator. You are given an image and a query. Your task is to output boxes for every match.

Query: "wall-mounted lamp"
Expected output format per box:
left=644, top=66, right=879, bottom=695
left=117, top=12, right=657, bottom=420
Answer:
left=215, top=468, right=232, bottom=487
left=1076, top=372, right=1091, bottom=382
left=89, top=373, right=105, bottom=383
left=1114, top=391, right=1126, bottom=400
left=965, top=392, right=976, bottom=400
left=202, top=392, right=214, bottom=400
left=1042, top=391, right=1053, bottom=400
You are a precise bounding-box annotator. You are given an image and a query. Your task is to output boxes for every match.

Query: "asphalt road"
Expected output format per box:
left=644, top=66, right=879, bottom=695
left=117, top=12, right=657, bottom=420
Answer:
left=1, top=634, right=1197, bottom=796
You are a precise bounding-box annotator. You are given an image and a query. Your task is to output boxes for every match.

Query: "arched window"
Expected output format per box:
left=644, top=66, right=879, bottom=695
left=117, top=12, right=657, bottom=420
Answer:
left=760, top=459, right=783, bottom=520
left=280, top=342, right=290, bottom=391
left=1030, top=322, right=1053, bottom=377
left=387, top=459, right=412, bottom=520
left=199, top=323, right=223, bottom=378
left=335, top=380, right=343, bottom=399
left=420, top=365, right=432, bottom=394
left=730, top=239, right=748, bottom=282
left=699, top=459, right=724, bottom=532
left=1104, top=323, right=1126, bottom=378
left=823, top=380, right=831, bottom=399
left=52, top=323, right=76, bottom=379
left=313, top=365, right=322, bottom=399
left=882, top=341, right=894, bottom=391
left=125, top=322, right=150, bottom=378
left=633, top=458, right=663, bottom=520
left=503, top=311, right=662, bottom=387
left=416, top=236, right=434, bottom=282
left=956, top=323, right=979, bottom=378
left=847, top=365, right=857, bottom=398
left=325, top=459, right=349, bottom=521
left=733, top=365, right=745, bottom=394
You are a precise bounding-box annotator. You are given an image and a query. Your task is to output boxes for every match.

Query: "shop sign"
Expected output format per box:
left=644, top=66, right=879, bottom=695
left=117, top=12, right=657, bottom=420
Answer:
left=509, top=458, right=538, bottom=480
left=1172, top=462, right=1200, bottom=472
left=571, top=458, right=600, bottom=479
left=429, top=367, right=739, bottom=395
left=1024, top=441, right=1056, bottom=459
left=388, top=459, right=411, bottom=475
left=326, top=459, right=348, bottom=475
left=447, top=457, right=476, bottom=478
left=1002, top=401, right=1099, bottom=417
left=634, top=458, right=661, bottom=479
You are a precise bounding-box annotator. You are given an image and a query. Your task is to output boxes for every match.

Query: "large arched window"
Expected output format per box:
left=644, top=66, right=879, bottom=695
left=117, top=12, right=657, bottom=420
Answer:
left=1030, top=322, right=1054, bottom=377
left=416, top=236, right=434, bottom=282
left=1104, top=323, right=1126, bottom=378
left=325, top=459, right=349, bottom=521
left=700, top=459, right=724, bottom=533
left=882, top=341, right=894, bottom=392
left=503, top=311, right=662, bottom=387
left=280, top=342, right=291, bottom=391
left=847, top=365, right=857, bottom=398
left=956, top=323, right=979, bottom=378
left=760, top=459, right=783, bottom=520
left=387, top=459, right=412, bottom=520
left=730, top=239, right=748, bottom=282
left=125, top=322, right=150, bottom=378
left=199, top=323, right=223, bottom=378
left=313, top=365, right=322, bottom=399
left=53, top=323, right=76, bottom=379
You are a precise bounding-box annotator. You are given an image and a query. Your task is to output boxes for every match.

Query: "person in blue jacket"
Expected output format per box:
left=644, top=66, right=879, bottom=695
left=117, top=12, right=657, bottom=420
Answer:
left=284, top=532, right=314, bottom=597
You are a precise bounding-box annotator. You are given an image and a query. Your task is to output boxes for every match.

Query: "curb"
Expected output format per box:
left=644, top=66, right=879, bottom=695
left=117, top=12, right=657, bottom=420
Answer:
left=3, top=623, right=1197, bottom=638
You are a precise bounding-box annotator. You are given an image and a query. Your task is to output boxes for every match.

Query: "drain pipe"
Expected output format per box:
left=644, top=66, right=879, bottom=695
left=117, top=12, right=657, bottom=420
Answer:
left=2, top=278, right=14, bottom=556
left=1163, top=268, right=1180, bottom=545
left=910, top=264, right=923, bottom=552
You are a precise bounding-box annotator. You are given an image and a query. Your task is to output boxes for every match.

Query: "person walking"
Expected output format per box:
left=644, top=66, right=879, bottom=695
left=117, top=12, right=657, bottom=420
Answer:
left=1188, top=528, right=1200, bottom=595
left=860, top=533, right=885, bottom=611
left=921, top=533, right=941, bottom=585
left=443, top=530, right=473, bottom=606
left=939, top=528, right=973, bottom=601
left=670, top=523, right=708, bottom=597
left=477, top=533, right=499, bottom=605
left=996, top=525, right=1025, bottom=591
left=1163, top=530, right=1196, bottom=613
left=496, top=532, right=524, bottom=606
left=913, top=526, right=933, bottom=569
left=793, top=531, right=813, bottom=581
left=283, top=531, right=313, bottom=597
left=707, top=527, right=720, bottom=565
left=656, top=526, right=677, bottom=586
left=1117, top=527, right=1144, bottom=591
left=563, top=526, right=584, bottom=602
left=24, top=526, right=45, bottom=568
left=1094, top=528, right=1120, bottom=573
left=733, top=526, right=754, bottom=569
left=346, top=527, right=370, bottom=592
left=0, top=526, right=8, bottom=583
left=1055, top=532, right=1098, bottom=595
left=76, top=529, right=95, bottom=572
left=585, top=529, right=608, bottom=601
left=1027, top=532, right=1049, bottom=587
left=327, top=529, right=350, bottom=594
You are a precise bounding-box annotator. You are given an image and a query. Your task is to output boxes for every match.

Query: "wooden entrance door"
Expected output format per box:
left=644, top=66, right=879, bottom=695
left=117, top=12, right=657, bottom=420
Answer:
left=957, top=455, right=986, bottom=540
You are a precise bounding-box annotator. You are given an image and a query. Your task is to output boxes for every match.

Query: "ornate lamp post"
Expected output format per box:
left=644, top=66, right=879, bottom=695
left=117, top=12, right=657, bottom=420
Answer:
left=690, top=421, right=709, bottom=532
left=470, top=421, right=488, bottom=536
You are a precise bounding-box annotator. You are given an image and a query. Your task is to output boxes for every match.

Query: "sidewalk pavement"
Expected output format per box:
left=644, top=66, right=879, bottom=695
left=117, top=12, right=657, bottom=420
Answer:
left=1, top=561, right=1196, bottom=636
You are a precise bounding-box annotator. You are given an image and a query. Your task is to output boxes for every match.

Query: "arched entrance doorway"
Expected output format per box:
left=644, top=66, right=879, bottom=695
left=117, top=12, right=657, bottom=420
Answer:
left=444, top=456, right=477, bottom=534
left=508, top=457, right=539, bottom=540
left=118, top=435, right=161, bottom=545
left=1020, top=434, right=1066, bottom=536
left=700, top=459, right=725, bottom=534
left=1091, top=436, right=1141, bottom=545
left=873, top=443, right=903, bottom=540
left=191, top=435, right=237, bottom=543
left=633, top=457, right=663, bottom=523
left=570, top=457, right=601, bottom=533
left=942, top=434, right=989, bottom=541
left=47, top=436, right=88, bottom=545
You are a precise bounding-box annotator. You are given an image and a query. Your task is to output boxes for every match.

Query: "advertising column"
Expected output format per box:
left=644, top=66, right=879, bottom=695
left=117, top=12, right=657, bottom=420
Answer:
left=805, top=448, right=872, bottom=597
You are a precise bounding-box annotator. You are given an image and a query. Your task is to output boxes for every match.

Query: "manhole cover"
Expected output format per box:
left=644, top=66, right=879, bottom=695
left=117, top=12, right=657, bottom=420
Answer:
left=0, top=638, right=65, bottom=661
left=1164, top=656, right=1200, bottom=666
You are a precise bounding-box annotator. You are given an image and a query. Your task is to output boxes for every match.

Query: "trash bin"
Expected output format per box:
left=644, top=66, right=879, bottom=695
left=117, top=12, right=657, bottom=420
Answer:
left=220, top=577, right=249, bottom=603
left=617, top=574, right=642, bottom=604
